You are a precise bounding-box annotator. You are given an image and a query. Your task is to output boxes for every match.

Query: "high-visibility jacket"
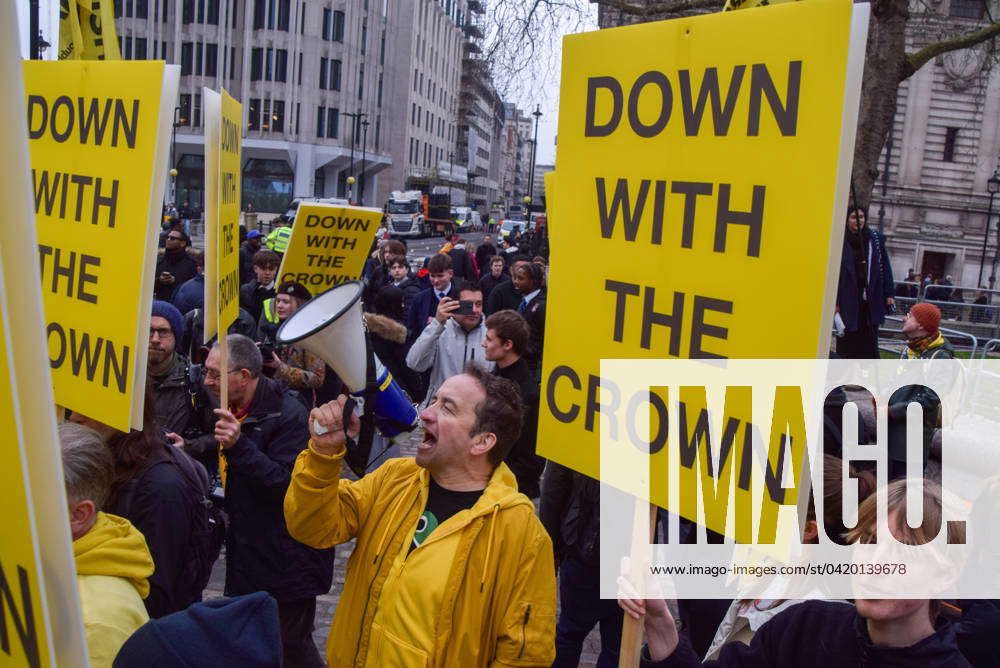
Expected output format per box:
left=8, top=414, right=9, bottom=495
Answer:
left=266, top=226, right=292, bottom=253
left=261, top=298, right=279, bottom=324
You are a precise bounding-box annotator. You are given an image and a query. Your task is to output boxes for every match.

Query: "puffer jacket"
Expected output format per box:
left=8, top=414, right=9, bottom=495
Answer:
left=284, top=449, right=556, bottom=667
left=405, top=317, right=494, bottom=406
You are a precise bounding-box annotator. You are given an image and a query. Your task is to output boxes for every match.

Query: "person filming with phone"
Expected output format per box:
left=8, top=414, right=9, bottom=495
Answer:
left=406, top=281, right=494, bottom=408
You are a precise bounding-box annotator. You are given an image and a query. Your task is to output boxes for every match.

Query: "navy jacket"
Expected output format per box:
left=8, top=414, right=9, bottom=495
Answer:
left=836, top=227, right=895, bottom=332
left=222, top=376, right=334, bottom=601
left=171, top=275, right=204, bottom=316
left=647, top=600, right=971, bottom=667
left=405, top=284, right=458, bottom=343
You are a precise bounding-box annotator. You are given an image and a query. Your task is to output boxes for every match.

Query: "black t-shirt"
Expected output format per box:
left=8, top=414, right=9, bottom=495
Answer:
left=409, top=479, right=482, bottom=553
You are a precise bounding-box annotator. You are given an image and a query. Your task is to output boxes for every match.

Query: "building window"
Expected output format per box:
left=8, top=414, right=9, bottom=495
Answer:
left=180, top=42, right=193, bottom=75
left=332, top=10, right=345, bottom=41
left=327, top=107, right=339, bottom=138
left=192, top=93, right=202, bottom=127
left=274, top=49, right=288, bottom=81
left=229, top=0, right=238, bottom=27
left=358, top=65, right=364, bottom=100
left=134, top=37, right=147, bottom=59
left=319, top=57, right=328, bottom=89
left=251, top=48, right=262, bottom=80
left=322, top=8, right=332, bottom=39
left=248, top=98, right=261, bottom=131
left=154, top=0, right=168, bottom=22
left=262, top=100, right=284, bottom=132
left=377, top=73, right=383, bottom=108
left=178, top=94, right=193, bottom=126
left=949, top=0, right=984, bottom=18
left=298, top=52, right=303, bottom=85
left=228, top=46, right=236, bottom=79
left=204, top=44, right=217, bottom=77
left=361, top=18, right=368, bottom=54
left=295, top=102, right=300, bottom=134
left=330, top=59, right=342, bottom=90
left=380, top=30, right=386, bottom=65
left=317, top=107, right=325, bottom=139
left=254, top=0, right=290, bottom=29
left=300, top=2, right=306, bottom=33
left=375, top=116, right=381, bottom=150
left=943, top=127, right=959, bottom=162
left=314, top=167, right=326, bottom=197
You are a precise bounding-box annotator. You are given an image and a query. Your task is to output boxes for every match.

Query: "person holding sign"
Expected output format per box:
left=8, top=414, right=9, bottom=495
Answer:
left=284, top=365, right=557, bottom=667
left=835, top=208, right=895, bottom=359
left=259, top=281, right=326, bottom=406
left=204, top=335, right=333, bottom=667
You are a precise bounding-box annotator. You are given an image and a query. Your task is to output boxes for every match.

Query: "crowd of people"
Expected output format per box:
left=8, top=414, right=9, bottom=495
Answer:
left=60, top=206, right=997, bottom=668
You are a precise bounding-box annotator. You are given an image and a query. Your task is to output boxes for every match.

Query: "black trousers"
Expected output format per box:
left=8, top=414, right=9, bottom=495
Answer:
left=277, top=597, right=325, bottom=668
left=836, top=324, right=881, bottom=359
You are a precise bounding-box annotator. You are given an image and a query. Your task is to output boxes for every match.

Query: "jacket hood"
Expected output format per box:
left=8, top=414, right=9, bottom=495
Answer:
left=74, top=512, right=154, bottom=599
left=364, top=312, right=407, bottom=344
left=112, top=592, right=282, bottom=668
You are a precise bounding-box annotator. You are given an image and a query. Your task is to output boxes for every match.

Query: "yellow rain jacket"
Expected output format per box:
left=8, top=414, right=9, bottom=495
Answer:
left=285, top=443, right=556, bottom=667
left=74, top=512, right=154, bottom=668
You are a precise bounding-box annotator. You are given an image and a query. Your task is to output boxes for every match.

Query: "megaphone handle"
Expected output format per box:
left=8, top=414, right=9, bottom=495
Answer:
left=312, top=397, right=359, bottom=436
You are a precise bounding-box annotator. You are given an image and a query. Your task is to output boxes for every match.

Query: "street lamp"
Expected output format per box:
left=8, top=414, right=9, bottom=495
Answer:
left=360, top=119, right=370, bottom=206
left=447, top=151, right=455, bottom=204
left=980, top=169, right=1000, bottom=288
left=527, top=105, right=542, bottom=208
left=523, top=196, right=531, bottom=205
left=343, top=111, right=367, bottom=201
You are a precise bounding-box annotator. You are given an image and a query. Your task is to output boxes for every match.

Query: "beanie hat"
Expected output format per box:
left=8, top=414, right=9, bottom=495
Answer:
left=151, top=301, right=185, bottom=341
left=910, top=302, right=941, bottom=334
left=246, top=229, right=264, bottom=240
left=113, top=592, right=281, bottom=668
left=276, top=280, right=312, bottom=303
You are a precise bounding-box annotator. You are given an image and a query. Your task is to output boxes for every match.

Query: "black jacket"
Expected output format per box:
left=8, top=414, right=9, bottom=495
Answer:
left=521, top=289, right=547, bottom=372
left=107, top=438, right=198, bottom=618
left=479, top=272, right=509, bottom=302
left=539, top=462, right=600, bottom=564
left=149, top=354, right=218, bottom=473
left=475, top=243, right=497, bottom=271
left=645, top=600, right=971, bottom=668
left=155, top=248, right=199, bottom=301
left=221, top=376, right=335, bottom=601
left=486, top=279, right=522, bottom=316
left=365, top=313, right=421, bottom=400
left=239, top=279, right=275, bottom=323
left=406, top=284, right=458, bottom=344
left=493, top=358, right=544, bottom=498
left=448, top=247, right=477, bottom=280
left=180, top=307, right=258, bottom=362
left=887, top=337, right=955, bottom=463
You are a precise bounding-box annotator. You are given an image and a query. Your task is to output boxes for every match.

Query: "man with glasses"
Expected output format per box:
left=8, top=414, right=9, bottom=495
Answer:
left=203, top=334, right=334, bottom=668
left=155, top=229, right=198, bottom=301
left=148, top=300, right=217, bottom=474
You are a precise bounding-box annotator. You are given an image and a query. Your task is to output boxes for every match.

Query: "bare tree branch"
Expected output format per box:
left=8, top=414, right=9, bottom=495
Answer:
left=593, top=0, right=722, bottom=15
left=903, top=20, right=1000, bottom=79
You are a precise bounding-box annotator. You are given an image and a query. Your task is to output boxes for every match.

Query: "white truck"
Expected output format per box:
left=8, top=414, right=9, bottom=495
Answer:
left=384, top=190, right=428, bottom=237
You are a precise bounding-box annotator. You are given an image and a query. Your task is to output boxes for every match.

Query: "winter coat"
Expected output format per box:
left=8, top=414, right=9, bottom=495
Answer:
left=149, top=354, right=217, bottom=473
left=539, top=462, right=601, bottom=564
left=887, top=334, right=955, bottom=464
left=155, top=249, right=198, bottom=301
left=394, top=277, right=423, bottom=314
left=704, top=598, right=851, bottom=660
left=106, top=439, right=199, bottom=618
left=405, top=285, right=458, bottom=343
left=475, top=243, right=498, bottom=271
left=479, top=271, right=510, bottom=302
left=643, top=600, right=971, bottom=667
left=239, top=241, right=260, bottom=285
left=75, top=512, right=153, bottom=667
left=493, top=358, right=544, bottom=498
left=448, top=246, right=477, bottom=280
left=520, top=290, right=547, bottom=373
left=221, top=376, right=335, bottom=601
left=405, top=317, right=494, bottom=407
left=171, top=274, right=204, bottom=316
left=284, top=449, right=557, bottom=667
left=239, top=278, right=276, bottom=323
left=362, top=264, right=392, bottom=312
left=486, top=280, right=522, bottom=316
left=836, top=227, right=895, bottom=332
left=364, top=313, right=422, bottom=400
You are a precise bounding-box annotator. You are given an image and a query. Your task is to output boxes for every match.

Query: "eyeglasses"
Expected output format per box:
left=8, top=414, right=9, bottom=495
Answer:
left=167, top=235, right=185, bottom=241
left=149, top=327, right=174, bottom=340
left=204, top=368, right=240, bottom=381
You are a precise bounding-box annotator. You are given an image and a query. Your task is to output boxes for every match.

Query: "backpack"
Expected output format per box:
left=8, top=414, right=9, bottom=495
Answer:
left=122, top=443, right=227, bottom=604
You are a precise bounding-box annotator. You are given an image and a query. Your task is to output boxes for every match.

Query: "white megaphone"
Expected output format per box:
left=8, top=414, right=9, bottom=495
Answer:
left=276, top=281, right=418, bottom=438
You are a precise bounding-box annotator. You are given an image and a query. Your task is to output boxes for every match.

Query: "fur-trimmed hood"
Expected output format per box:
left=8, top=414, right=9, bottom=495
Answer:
left=364, top=313, right=407, bottom=344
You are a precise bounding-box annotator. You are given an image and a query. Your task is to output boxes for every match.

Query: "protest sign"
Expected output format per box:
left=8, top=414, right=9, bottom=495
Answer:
left=59, top=0, right=121, bottom=61
left=3, top=7, right=87, bottom=665
left=25, top=61, right=179, bottom=431
left=278, top=204, right=382, bottom=291
left=538, top=0, right=868, bottom=514
left=202, top=88, right=242, bottom=343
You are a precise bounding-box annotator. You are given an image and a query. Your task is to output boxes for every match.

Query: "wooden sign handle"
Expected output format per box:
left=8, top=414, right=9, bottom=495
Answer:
left=618, top=502, right=658, bottom=668
left=219, top=335, right=229, bottom=411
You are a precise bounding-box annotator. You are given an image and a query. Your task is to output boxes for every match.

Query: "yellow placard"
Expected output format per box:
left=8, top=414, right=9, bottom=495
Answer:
left=3, top=6, right=87, bottom=664
left=202, top=88, right=221, bottom=342
left=25, top=61, right=173, bottom=431
left=277, top=204, right=382, bottom=293
left=539, top=0, right=864, bottom=487
left=218, top=90, right=242, bottom=332
left=60, top=0, right=121, bottom=60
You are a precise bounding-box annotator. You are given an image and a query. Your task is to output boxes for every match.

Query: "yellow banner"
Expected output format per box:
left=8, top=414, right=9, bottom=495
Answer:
left=218, top=90, right=242, bottom=332
left=25, top=61, right=171, bottom=431
left=539, top=0, right=865, bottom=526
left=723, top=0, right=801, bottom=11
left=60, top=0, right=121, bottom=60
left=278, top=204, right=382, bottom=292
left=3, top=6, right=87, bottom=663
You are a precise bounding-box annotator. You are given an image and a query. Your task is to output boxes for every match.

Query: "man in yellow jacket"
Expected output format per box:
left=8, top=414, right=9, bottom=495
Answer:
left=285, top=363, right=556, bottom=667
left=60, top=422, right=154, bottom=668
